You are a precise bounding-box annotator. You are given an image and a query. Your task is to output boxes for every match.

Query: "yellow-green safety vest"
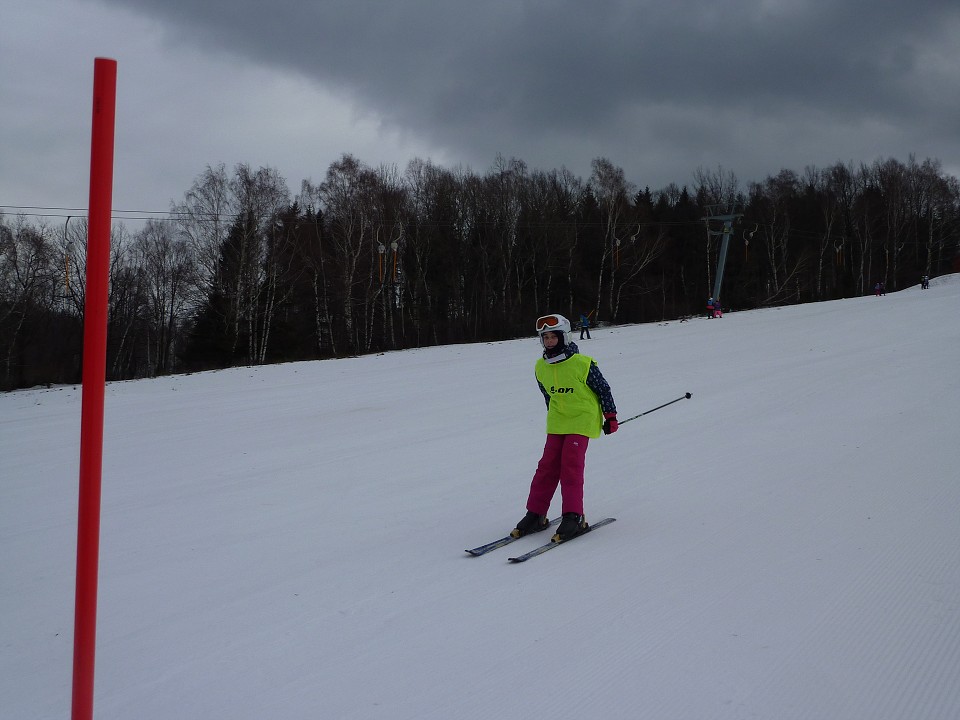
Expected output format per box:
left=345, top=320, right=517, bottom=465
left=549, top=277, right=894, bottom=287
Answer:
left=535, top=353, right=603, bottom=438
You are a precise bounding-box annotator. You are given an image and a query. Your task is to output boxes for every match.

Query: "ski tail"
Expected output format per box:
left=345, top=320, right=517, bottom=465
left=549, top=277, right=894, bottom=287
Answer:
left=466, top=517, right=561, bottom=556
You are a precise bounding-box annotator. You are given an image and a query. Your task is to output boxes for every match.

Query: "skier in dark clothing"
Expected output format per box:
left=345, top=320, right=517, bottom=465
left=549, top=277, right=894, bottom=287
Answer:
left=579, top=312, right=592, bottom=340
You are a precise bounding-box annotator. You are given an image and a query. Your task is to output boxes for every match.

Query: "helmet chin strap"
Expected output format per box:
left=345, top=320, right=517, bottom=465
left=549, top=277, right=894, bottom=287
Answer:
left=543, top=347, right=567, bottom=362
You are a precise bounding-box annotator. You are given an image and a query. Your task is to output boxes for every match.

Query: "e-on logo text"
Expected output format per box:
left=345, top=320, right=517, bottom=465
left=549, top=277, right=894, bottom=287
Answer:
left=550, top=386, right=574, bottom=394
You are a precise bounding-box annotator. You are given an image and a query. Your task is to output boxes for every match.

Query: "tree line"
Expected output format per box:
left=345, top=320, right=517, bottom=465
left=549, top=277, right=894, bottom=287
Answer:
left=2, top=153, right=958, bottom=390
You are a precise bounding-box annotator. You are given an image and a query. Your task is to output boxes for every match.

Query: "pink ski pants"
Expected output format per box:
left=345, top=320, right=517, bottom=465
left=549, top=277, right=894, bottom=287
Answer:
left=526, top=433, right=590, bottom=516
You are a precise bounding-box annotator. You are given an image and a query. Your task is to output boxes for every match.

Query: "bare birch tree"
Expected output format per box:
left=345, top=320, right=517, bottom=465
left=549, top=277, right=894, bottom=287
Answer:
left=590, top=157, right=633, bottom=321
left=132, top=219, right=194, bottom=374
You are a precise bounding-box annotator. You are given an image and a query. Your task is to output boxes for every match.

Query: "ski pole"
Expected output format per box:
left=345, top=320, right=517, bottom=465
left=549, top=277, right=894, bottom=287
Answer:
left=619, top=392, right=692, bottom=425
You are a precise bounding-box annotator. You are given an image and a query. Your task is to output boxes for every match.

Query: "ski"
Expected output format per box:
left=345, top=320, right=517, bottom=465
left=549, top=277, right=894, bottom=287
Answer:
left=507, top=517, right=616, bottom=563
left=466, top=517, right=561, bottom=556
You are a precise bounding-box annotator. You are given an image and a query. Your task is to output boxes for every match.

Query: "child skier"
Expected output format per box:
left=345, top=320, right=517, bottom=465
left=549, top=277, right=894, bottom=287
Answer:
left=512, top=314, right=618, bottom=543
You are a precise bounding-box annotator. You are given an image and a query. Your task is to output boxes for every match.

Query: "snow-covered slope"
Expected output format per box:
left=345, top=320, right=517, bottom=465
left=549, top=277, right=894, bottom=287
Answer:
left=3, top=276, right=959, bottom=719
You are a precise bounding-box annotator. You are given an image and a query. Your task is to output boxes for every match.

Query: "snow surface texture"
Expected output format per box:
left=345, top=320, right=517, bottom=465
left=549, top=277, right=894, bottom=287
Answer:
left=3, top=276, right=960, bottom=720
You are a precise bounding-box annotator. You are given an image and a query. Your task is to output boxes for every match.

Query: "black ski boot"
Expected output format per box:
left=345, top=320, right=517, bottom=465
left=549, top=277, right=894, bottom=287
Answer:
left=511, top=511, right=549, bottom=538
left=552, top=512, right=588, bottom=542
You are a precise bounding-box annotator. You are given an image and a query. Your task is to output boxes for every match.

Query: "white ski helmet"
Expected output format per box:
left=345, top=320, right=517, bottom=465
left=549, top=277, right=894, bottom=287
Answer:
left=535, top=313, right=571, bottom=348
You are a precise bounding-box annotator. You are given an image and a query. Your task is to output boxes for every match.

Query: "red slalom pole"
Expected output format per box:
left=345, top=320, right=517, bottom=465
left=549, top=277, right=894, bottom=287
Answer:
left=72, top=57, right=117, bottom=720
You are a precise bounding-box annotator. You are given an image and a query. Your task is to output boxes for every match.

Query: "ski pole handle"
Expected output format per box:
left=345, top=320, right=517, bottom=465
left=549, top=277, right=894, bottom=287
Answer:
left=619, top=392, right=692, bottom=425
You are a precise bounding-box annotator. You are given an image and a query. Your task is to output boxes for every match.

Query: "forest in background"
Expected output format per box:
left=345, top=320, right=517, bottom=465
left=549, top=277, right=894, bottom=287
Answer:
left=2, top=153, right=958, bottom=390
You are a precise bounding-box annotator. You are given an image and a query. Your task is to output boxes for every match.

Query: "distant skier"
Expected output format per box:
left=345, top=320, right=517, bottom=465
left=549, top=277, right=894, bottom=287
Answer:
left=922, top=275, right=930, bottom=290
left=512, top=314, right=618, bottom=543
left=579, top=312, right=592, bottom=340
left=706, top=297, right=715, bottom=318
left=713, top=300, right=723, bottom=318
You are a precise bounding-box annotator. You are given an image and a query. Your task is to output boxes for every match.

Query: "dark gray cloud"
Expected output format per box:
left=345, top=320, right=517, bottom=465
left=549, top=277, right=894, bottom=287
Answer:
left=2, top=0, right=447, bottom=219
left=87, top=0, right=960, bottom=188
left=4, top=0, right=958, bottom=223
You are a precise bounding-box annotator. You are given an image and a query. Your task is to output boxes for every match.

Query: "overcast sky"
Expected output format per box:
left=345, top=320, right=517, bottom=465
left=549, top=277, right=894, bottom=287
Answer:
left=3, top=0, right=959, bottom=229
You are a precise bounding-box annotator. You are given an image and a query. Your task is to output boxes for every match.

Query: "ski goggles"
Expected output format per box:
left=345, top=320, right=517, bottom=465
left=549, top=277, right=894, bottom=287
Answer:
left=535, top=315, right=562, bottom=332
